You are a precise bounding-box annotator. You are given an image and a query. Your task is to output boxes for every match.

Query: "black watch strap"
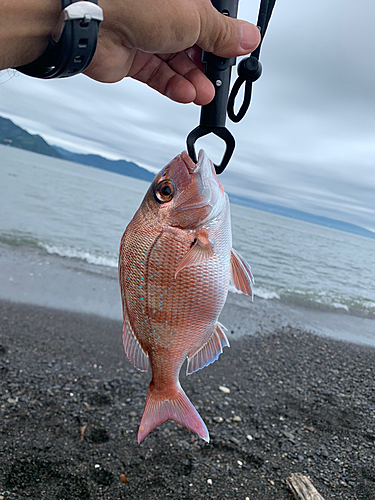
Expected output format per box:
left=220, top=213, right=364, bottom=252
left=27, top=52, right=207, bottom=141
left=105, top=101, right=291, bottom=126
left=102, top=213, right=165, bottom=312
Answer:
left=15, top=0, right=103, bottom=79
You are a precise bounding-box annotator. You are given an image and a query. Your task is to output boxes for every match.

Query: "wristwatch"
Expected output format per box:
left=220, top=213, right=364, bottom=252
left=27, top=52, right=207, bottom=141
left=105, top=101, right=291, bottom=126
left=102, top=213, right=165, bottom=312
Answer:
left=15, top=0, right=103, bottom=79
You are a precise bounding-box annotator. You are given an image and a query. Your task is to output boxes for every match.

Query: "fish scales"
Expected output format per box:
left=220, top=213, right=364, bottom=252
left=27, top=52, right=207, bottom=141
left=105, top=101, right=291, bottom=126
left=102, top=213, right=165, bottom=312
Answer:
left=121, top=208, right=231, bottom=358
left=119, top=150, right=253, bottom=444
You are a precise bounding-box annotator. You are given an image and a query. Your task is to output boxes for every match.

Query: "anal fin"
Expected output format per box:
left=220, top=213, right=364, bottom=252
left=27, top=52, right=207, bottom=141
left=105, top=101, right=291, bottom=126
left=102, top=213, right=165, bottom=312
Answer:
left=123, top=316, right=149, bottom=372
left=231, top=248, right=254, bottom=299
left=186, top=323, right=229, bottom=375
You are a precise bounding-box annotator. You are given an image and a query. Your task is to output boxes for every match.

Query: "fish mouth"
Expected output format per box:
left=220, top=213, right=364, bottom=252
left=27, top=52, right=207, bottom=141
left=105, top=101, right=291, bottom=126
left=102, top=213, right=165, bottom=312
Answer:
left=180, top=151, right=199, bottom=174
left=180, top=150, right=216, bottom=177
left=174, top=149, right=225, bottom=226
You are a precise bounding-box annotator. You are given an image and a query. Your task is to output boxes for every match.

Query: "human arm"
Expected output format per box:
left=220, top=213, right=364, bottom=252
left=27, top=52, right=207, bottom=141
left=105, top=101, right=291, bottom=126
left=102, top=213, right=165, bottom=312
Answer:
left=0, top=0, right=61, bottom=70
left=0, top=0, right=260, bottom=105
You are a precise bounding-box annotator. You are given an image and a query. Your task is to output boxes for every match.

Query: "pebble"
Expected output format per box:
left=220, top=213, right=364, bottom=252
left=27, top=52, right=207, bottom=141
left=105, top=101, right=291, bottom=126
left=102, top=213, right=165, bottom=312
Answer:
left=120, top=473, right=129, bottom=483
left=283, top=431, right=296, bottom=443
left=128, top=411, right=137, bottom=418
left=1, top=306, right=373, bottom=500
left=320, top=445, right=329, bottom=458
left=232, top=416, right=242, bottom=422
left=218, top=386, right=230, bottom=394
left=230, top=436, right=240, bottom=445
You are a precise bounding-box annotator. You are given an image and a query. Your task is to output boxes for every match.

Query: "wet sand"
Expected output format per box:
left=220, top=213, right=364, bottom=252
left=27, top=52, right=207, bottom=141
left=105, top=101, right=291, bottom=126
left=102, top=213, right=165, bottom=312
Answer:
left=1, top=299, right=374, bottom=499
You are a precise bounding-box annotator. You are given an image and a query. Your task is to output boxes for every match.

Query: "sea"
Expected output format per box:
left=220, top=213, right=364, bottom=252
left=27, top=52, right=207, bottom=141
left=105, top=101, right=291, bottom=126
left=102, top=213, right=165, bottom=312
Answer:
left=1, top=145, right=375, bottom=345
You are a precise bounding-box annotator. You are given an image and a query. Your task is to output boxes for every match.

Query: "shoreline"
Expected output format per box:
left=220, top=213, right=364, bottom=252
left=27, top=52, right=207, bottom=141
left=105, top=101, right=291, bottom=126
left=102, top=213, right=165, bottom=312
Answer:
left=1, top=299, right=374, bottom=499
left=1, top=240, right=375, bottom=348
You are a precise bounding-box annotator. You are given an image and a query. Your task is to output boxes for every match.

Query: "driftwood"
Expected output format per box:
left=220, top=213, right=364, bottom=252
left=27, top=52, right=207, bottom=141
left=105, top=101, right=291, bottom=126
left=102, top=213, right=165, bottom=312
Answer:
left=286, top=473, right=325, bottom=500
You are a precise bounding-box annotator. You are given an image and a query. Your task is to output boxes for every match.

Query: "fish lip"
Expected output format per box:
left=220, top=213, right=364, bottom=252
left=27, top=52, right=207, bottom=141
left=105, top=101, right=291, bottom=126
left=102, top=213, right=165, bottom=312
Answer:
left=196, top=150, right=220, bottom=185
left=180, top=150, right=215, bottom=177
left=181, top=151, right=199, bottom=174
left=173, top=148, right=225, bottom=228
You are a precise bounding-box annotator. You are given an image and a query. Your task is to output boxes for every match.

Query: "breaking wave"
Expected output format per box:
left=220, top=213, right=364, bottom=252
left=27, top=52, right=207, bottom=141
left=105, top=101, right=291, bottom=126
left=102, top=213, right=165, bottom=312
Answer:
left=1, top=229, right=374, bottom=319
left=228, top=283, right=375, bottom=318
left=39, top=243, right=118, bottom=268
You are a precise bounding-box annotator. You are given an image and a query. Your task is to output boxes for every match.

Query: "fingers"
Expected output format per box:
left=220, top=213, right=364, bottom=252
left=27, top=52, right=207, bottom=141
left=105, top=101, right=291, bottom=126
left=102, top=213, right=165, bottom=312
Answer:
left=160, top=52, right=214, bottom=105
left=198, top=5, right=260, bottom=58
left=130, top=52, right=195, bottom=103
left=129, top=50, right=214, bottom=105
left=86, top=39, right=214, bottom=105
left=86, top=0, right=261, bottom=103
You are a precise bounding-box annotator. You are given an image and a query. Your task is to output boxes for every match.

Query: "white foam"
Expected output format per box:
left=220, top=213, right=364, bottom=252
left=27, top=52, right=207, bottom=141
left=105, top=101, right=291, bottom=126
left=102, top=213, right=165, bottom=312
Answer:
left=362, top=301, right=375, bottom=310
left=254, top=288, right=281, bottom=300
left=228, top=284, right=280, bottom=300
left=331, top=302, right=350, bottom=311
left=39, top=243, right=118, bottom=268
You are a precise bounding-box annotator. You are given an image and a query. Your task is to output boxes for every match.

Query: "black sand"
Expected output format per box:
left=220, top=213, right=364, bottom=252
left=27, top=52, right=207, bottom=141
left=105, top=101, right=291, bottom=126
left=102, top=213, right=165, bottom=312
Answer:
left=0, top=299, right=374, bottom=499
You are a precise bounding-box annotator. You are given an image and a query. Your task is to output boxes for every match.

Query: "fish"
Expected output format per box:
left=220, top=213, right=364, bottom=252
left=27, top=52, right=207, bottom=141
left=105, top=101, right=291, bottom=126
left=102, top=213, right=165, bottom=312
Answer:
left=119, top=150, right=253, bottom=444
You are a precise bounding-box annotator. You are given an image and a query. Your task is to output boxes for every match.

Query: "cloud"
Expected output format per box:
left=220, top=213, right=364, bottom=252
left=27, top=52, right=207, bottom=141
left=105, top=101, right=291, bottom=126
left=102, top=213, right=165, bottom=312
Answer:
left=0, top=0, right=374, bottom=231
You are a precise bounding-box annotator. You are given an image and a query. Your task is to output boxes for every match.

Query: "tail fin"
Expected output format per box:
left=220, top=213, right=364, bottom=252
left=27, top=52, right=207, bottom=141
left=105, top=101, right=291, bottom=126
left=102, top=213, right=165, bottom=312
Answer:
left=137, top=382, right=209, bottom=444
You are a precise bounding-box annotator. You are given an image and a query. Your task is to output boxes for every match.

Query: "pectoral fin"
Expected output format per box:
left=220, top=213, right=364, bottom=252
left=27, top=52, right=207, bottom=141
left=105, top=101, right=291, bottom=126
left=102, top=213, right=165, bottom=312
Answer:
left=186, top=323, right=229, bottom=375
left=175, top=235, right=213, bottom=278
left=122, top=314, right=149, bottom=372
left=230, top=248, right=254, bottom=299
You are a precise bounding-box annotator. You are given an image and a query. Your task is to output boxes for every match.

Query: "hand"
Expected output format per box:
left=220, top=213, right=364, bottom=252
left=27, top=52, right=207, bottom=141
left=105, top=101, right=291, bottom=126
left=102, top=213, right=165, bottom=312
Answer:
left=0, top=0, right=260, bottom=106
left=85, top=0, right=260, bottom=105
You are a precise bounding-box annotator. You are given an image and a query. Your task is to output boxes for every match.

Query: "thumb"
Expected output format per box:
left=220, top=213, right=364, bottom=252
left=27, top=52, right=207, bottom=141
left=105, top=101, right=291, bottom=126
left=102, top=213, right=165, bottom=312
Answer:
left=197, top=8, right=260, bottom=58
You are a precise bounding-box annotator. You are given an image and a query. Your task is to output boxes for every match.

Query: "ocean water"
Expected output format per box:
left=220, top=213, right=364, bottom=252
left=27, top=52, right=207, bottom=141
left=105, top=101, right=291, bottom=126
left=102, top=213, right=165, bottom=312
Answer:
left=1, top=145, right=375, bottom=328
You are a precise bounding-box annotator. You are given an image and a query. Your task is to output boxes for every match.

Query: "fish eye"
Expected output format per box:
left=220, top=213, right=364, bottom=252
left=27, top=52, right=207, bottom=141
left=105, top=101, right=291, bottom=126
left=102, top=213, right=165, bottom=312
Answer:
left=154, top=180, right=175, bottom=203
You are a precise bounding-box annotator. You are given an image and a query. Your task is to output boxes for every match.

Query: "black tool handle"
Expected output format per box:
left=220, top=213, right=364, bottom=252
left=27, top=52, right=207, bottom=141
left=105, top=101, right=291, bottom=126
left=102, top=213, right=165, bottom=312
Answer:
left=187, top=0, right=239, bottom=173
left=199, top=0, right=239, bottom=128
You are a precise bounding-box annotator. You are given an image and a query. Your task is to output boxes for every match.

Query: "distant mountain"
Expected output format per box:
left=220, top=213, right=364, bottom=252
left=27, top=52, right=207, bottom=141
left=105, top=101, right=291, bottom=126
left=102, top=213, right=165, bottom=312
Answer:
left=227, top=193, right=375, bottom=240
left=0, top=116, right=62, bottom=159
left=54, top=146, right=154, bottom=182
left=1, top=115, right=374, bottom=239
left=0, top=115, right=154, bottom=182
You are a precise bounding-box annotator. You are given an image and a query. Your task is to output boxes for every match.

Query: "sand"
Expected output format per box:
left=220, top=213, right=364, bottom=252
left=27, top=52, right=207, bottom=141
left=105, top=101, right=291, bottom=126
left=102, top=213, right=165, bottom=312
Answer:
left=0, top=299, right=374, bottom=499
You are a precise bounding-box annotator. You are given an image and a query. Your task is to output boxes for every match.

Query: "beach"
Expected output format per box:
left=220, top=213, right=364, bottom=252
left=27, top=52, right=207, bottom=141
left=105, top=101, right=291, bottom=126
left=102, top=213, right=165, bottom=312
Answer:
left=1, top=147, right=375, bottom=499
left=1, top=298, right=374, bottom=500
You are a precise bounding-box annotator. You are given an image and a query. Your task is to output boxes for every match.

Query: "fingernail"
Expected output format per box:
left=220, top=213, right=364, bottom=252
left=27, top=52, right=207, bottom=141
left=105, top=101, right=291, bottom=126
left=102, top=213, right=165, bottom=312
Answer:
left=240, top=21, right=260, bottom=52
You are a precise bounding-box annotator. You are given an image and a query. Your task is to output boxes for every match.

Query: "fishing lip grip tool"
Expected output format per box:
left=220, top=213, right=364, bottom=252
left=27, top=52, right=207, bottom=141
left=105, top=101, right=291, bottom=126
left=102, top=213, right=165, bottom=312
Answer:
left=186, top=0, right=276, bottom=174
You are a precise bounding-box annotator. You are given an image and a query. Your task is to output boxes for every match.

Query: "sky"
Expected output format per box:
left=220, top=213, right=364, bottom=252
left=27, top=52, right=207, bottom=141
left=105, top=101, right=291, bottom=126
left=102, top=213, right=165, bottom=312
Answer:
left=1, top=0, right=375, bottom=232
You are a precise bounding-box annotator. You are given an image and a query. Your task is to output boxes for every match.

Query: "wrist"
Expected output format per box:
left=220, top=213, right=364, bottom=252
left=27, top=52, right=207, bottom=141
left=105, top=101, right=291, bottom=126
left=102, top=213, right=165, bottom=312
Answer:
left=0, top=0, right=61, bottom=70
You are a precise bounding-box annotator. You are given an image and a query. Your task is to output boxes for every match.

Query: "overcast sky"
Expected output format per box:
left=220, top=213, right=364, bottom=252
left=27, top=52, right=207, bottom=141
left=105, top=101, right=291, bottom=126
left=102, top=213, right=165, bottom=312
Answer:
left=1, top=0, right=375, bottom=232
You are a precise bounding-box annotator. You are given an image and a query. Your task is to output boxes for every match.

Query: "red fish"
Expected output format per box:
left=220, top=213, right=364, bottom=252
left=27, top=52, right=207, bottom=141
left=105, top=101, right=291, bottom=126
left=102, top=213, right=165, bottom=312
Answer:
left=119, top=150, right=253, bottom=444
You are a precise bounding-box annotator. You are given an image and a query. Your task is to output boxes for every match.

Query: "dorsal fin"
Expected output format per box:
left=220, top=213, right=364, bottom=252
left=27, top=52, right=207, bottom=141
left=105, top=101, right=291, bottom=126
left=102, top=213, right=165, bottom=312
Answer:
left=122, top=315, right=149, bottom=372
left=186, top=322, right=229, bottom=375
